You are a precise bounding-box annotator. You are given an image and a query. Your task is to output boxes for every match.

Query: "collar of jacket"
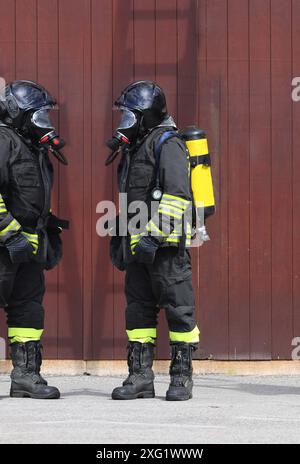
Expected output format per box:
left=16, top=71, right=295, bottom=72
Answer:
left=133, top=115, right=177, bottom=150
left=157, top=115, right=177, bottom=129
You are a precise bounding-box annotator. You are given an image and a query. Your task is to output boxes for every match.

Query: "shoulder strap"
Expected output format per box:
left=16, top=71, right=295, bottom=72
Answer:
left=154, top=130, right=179, bottom=163
left=153, top=130, right=181, bottom=181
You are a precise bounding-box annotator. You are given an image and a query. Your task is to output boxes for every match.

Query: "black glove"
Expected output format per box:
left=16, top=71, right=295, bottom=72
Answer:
left=5, top=233, right=34, bottom=264
left=134, top=235, right=160, bottom=264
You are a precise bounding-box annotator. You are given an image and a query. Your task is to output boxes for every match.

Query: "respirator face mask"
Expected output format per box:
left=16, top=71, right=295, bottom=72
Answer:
left=27, top=107, right=68, bottom=165
left=105, top=108, right=140, bottom=165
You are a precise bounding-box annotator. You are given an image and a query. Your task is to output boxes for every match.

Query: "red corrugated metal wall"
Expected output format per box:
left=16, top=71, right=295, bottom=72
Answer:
left=0, top=0, right=299, bottom=360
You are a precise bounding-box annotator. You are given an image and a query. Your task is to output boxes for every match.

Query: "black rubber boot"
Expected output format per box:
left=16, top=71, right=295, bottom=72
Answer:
left=10, top=341, right=60, bottom=399
left=112, top=342, right=155, bottom=400
left=166, top=342, right=197, bottom=401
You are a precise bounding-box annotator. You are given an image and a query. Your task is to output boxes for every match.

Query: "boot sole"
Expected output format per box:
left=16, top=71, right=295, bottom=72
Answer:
left=112, top=390, right=155, bottom=400
left=10, top=390, right=60, bottom=400
left=166, top=393, right=193, bottom=401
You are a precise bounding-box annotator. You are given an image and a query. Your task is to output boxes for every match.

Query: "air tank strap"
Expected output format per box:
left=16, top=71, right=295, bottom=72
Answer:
left=190, top=153, right=211, bottom=168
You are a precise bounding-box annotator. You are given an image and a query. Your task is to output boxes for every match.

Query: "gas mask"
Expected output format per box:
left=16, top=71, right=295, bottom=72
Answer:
left=25, top=107, right=68, bottom=165
left=105, top=108, right=140, bottom=166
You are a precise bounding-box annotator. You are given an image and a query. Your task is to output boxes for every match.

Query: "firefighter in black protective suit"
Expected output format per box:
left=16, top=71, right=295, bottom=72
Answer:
left=0, top=80, right=68, bottom=399
left=107, top=81, right=200, bottom=401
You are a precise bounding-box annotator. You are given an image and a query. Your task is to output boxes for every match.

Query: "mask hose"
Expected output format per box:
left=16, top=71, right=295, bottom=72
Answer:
left=105, top=131, right=129, bottom=166
left=39, top=131, right=68, bottom=165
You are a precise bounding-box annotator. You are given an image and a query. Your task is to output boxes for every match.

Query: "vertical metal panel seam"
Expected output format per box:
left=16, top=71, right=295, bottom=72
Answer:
left=248, top=0, right=251, bottom=356
left=81, top=0, right=87, bottom=360
left=226, top=0, right=229, bottom=359
left=291, top=0, right=294, bottom=338
left=91, top=0, right=95, bottom=359
left=89, top=0, right=93, bottom=359
left=82, top=0, right=93, bottom=360
left=270, top=0, right=273, bottom=356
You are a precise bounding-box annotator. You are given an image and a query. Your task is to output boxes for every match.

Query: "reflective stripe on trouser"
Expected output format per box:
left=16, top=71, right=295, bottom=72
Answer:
left=8, top=327, right=44, bottom=344
left=126, top=328, right=156, bottom=344
left=169, top=325, right=200, bottom=343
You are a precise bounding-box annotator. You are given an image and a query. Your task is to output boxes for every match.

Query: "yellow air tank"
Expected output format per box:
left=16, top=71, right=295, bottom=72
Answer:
left=180, top=126, right=215, bottom=241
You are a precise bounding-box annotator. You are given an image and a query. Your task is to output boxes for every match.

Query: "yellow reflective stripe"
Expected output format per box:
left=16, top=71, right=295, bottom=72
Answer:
left=130, top=238, right=142, bottom=245
left=169, top=326, right=200, bottom=343
left=167, top=234, right=192, bottom=239
left=166, top=238, right=191, bottom=244
left=22, top=232, right=38, bottom=244
left=159, top=203, right=184, bottom=214
left=130, top=232, right=145, bottom=239
left=130, top=236, right=143, bottom=252
left=162, top=193, right=190, bottom=206
left=158, top=208, right=182, bottom=220
left=130, top=232, right=145, bottom=250
left=0, top=195, right=7, bottom=212
left=0, top=218, right=21, bottom=237
left=126, top=328, right=157, bottom=342
left=165, top=239, right=191, bottom=245
left=160, top=200, right=186, bottom=212
left=146, top=220, right=166, bottom=237
left=130, top=337, right=156, bottom=344
left=8, top=327, right=44, bottom=343
left=163, top=193, right=190, bottom=204
left=22, top=232, right=38, bottom=255
left=160, top=203, right=185, bottom=214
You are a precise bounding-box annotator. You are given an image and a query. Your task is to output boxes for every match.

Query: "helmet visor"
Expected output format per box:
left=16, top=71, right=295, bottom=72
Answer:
left=117, top=108, right=137, bottom=130
left=31, top=108, right=55, bottom=130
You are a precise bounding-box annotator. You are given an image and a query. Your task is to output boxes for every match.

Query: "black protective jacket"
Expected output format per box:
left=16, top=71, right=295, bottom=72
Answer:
left=115, top=116, right=192, bottom=263
left=0, top=124, right=66, bottom=268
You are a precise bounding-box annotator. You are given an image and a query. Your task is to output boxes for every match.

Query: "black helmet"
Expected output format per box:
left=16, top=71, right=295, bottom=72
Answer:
left=0, top=80, right=68, bottom=164
left=115, top=80, right=167, bottom=129
left=0, top=80, right=56, bottom=129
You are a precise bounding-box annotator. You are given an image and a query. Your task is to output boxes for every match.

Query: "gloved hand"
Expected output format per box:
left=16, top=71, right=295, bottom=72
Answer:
left=133, top=235, right=160, bottom=264
left=5, top=233, right=35, bottom=264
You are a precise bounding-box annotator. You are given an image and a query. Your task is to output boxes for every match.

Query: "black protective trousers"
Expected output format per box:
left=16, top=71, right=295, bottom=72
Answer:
left=125, top=247, right=198, bottom=342
left=0, top=248, right=45, bottom=329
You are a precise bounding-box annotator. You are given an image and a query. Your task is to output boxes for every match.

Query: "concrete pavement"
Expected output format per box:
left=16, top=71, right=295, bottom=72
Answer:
left=1, top=373, right=300, bottom=444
